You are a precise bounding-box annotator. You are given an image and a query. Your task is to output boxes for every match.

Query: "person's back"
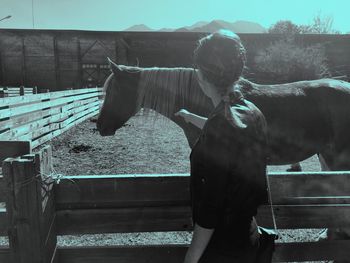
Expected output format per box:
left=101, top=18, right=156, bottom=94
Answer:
left=190, top=96, right=268, bottom=260
left=177, top=30, right=274, bottom=263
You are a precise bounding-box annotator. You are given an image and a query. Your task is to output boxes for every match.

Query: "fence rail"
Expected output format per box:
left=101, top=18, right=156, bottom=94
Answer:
left=0, top=87, right=103, bottom=149
left=0, top=146, right=349, bottom=262
left=0, top=86, right=37, bottom=98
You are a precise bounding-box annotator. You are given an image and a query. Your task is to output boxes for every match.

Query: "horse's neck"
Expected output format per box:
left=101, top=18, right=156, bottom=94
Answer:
left=103, top=73, right=114, bottom=92
left=138, top=67, right=211, bottom=119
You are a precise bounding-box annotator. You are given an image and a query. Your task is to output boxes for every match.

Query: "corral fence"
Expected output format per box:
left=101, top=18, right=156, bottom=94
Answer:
left=0, top=87, right=103, bottom=149
left=0, top=86, right=103, bottom=262
left=0, top=85, right=349, bottom=262
left=0, top=145, right=349, bottom=262
left=0, top=86, right=37, bottom=98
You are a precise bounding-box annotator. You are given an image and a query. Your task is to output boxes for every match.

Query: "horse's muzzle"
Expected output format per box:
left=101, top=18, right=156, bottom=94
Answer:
left=98, top=129, right=116, bottom=136
left=96, top=120, right=116, bottom=136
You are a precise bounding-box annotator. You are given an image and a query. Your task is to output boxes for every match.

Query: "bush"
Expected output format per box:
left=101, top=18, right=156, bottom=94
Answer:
left=254, top=38, right=331, bottom=83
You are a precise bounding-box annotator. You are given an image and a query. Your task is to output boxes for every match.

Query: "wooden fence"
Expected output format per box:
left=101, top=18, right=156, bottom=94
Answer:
left=0, top=146, right=349, bottom=262
left=0, top=87, right=104, bottom=262
left=0, top=87, right=37, bottom=98
left=0, top=87, right=103, bottom=149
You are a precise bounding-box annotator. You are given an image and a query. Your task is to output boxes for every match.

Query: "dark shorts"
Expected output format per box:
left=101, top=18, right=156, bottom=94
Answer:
left=198, top=217, right=260, bottom=263
left=198, top=241, right=259, bottom=263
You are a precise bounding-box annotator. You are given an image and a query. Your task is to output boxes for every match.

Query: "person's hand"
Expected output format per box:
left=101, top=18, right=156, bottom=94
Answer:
left=174, top=109, right=191, bottom=123
left=183, top=250, right=199, bottom=263
left=183, top=224, right=214, bottom=263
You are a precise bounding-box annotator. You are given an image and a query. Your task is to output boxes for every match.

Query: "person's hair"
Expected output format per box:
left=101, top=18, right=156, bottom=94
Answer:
left=193, top=30, right=246, bottom=95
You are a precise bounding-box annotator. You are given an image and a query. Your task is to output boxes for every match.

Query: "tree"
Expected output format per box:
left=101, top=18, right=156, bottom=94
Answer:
left=306, top=13, right=339, bottom=34
left=269, top=14, right=339, bottom=34
left=259, top=14, right=336, bottom=84
left=268, top=20, right=301, bottom=34
left=254, top=38, right=331, bottom=83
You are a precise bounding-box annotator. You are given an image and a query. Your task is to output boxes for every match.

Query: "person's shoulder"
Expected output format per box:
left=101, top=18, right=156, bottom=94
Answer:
left=238, top=99, right=267, bottom=138
left=205, top=112, right=242, bottom=145
left=207, top=111, right=230, bottom=129
left=204, top=110, right=236, bottom=138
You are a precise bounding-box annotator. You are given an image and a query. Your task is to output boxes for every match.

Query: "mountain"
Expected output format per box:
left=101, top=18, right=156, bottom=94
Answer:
left=158, top=28, right=175, bottom=32
left=176, top=20, right=266, bottom=33
left=177, top=20, right=224, bottom=32
left=124, top=24, right=153, bottom=31
left=231, top=20, right=266, bottom=33
left=124, top=20, right=266, bottom=33
left=187, top=21, right=208, bottom=30
left=153, top=21, right=208, bottom=32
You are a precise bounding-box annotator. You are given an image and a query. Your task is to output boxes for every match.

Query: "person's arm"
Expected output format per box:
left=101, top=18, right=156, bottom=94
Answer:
left=184, top=115, right=235, bottom=263
left=184, top=224, right=214, bottom=263
left=174, top=109, right=207, bottom=129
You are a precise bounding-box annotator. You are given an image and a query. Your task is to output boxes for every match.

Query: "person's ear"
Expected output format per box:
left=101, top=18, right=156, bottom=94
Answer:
left=107, top=57, right=122, bottom=75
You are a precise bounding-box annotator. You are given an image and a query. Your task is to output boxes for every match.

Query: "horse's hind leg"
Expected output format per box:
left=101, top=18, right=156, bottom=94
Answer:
left=286, top=162, right=302, bottom=172
left=317, top=153, right=331, bottom=171
left=321, top=149, right=350, bottom=170
left=317, top=151, right=350, bottom=263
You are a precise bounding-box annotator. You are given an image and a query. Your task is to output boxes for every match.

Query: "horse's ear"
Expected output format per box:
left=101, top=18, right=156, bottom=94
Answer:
left=107, top=57, right=122, bottom=75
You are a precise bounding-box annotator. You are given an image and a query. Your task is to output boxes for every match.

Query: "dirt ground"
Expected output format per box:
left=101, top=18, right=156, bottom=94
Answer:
left=50, top=111, right=321, bottom=176
left=50, top=111, right=191, bottom=175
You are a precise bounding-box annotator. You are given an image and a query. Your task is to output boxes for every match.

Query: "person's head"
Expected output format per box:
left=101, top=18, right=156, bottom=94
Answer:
left=193, top=30, right=246, bottom=97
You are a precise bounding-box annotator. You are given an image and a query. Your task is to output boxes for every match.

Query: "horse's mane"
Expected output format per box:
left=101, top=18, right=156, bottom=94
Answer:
left=136, top=67, right=208, bottom=118
left=103, top=65, right=258, bottom=119
left=103, top=65, right=142, bottom=93
left=103, top=72, right=114, bottom=93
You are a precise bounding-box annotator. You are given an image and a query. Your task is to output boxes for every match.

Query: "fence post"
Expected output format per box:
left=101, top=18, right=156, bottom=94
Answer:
left=19, top=86, right=24, bottom=96
left=3, top=146, right=57, bottom=263
left=42, top=89, right=50, bottom=93
left=3, top=87, right=8, bottom=98
left=0, top=141, right=32, bottom=166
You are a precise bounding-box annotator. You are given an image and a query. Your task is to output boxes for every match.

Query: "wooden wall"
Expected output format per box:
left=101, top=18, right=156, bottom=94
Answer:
left=0, top=29, right=349, bottom=90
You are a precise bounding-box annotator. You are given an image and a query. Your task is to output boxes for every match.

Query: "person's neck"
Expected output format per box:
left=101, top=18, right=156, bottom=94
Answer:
left=205, top=84, right=222, bottom=107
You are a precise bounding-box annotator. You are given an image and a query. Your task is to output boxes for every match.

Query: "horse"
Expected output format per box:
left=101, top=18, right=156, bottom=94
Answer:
left=97, top=59, right=350, bottom=171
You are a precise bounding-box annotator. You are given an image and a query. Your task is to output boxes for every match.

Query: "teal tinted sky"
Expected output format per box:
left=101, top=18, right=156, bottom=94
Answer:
left=0, top=0, right=349, bottom=32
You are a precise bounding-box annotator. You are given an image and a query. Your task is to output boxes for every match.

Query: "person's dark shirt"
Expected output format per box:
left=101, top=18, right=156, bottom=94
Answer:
left=190, top=97, right=268, bottom=242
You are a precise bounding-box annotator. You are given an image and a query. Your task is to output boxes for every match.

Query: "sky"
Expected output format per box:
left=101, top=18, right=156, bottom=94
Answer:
left=0, top=0, right=349, bottom=33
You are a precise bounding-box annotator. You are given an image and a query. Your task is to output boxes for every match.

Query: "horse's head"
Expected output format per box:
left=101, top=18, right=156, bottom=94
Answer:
left=96, top=59, right=141, bottom=136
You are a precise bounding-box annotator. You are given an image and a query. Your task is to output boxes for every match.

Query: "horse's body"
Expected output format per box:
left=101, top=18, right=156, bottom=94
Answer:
left=242, top=79, right=349, bottom=168
left=97, top=62, right=350, bottom=170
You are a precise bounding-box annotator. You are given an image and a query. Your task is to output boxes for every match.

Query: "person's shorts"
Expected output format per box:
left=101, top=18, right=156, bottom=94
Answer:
left=198, top=238, right=259, bottom=263
left=198, top=217, right=260, bottom=263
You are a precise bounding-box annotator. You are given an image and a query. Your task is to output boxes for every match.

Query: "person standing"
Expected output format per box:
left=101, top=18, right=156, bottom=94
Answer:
left=176, top=30, right=271, bottom=263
